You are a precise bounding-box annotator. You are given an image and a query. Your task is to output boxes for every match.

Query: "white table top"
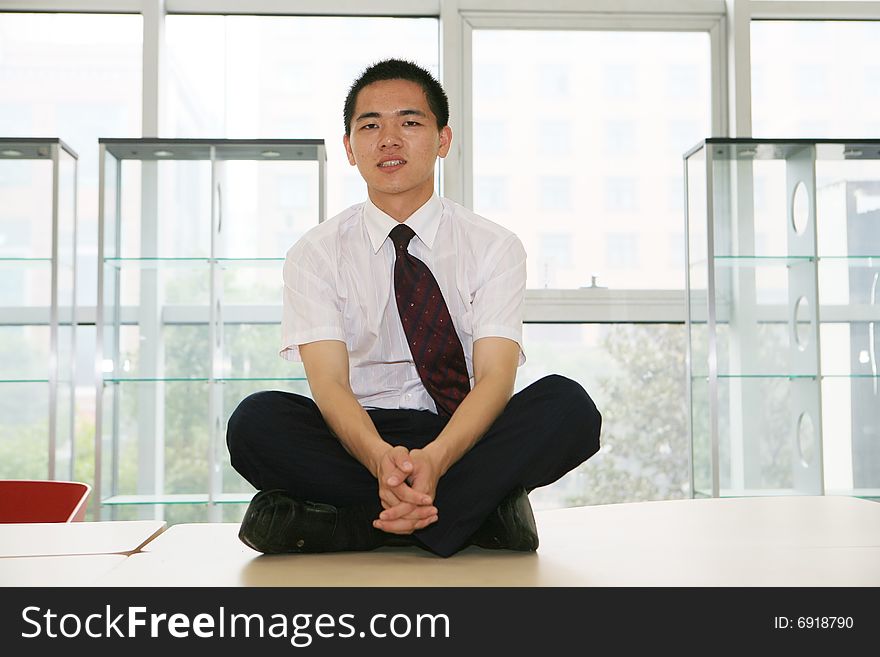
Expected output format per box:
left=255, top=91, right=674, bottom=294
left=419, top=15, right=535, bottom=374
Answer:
left=0, top=520, right=166, bottom=558
left=0, top=555, right=128, bottom=586
left=97, top=496, right=880, bottom=587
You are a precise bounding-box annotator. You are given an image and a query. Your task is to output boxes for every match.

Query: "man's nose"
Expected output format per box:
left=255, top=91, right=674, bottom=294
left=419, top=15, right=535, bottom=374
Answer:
left=379, top=126, right=401, bottom=147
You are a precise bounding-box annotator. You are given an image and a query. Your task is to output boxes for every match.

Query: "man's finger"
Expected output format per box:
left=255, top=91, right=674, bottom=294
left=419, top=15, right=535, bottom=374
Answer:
left=391, top=482, right=432, bottom=506
left=379, top=503, right=437, bottom=522
left=379, top=488, right=400, bottom=509
left=414, top=515, right=439, bottom=529
left=390, top=447, right=414, bottom=473
left=373, top=516, right=432, bottom=535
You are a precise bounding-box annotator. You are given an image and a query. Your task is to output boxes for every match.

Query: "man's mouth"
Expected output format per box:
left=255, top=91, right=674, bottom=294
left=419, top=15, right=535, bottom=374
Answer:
left=378, top=159, right=406, bottom=168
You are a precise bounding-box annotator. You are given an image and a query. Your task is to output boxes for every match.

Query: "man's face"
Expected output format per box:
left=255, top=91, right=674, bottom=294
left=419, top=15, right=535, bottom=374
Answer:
left=343, top=78, right=452, bottom=209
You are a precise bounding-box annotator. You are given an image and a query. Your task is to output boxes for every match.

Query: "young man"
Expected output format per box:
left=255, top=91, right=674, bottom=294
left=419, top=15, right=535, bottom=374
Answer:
left=227, top=59, right=601, bottom=558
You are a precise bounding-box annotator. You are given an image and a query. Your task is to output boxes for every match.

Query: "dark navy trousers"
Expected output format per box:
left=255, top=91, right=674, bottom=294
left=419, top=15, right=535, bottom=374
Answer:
left=226, top=374, right=601, bottom=557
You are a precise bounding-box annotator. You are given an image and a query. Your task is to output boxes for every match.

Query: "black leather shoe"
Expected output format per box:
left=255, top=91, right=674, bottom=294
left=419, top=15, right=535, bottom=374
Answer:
left=468, top=487, right=539, bottom=551
left=239, top=489, right=390, bottom=554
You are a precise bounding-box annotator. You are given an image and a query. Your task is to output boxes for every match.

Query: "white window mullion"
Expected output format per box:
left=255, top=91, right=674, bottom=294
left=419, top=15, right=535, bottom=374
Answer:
left=752, top=1, right=880, bottom=21
left=724, top=0, right=752, bottom=137
left=0, top=1, right=141, bottom=11
left=165, top=0, right=440, bottom=15
left=441, top=0, right=467, bottom=206
left=142, top=0, right=165, bottom=138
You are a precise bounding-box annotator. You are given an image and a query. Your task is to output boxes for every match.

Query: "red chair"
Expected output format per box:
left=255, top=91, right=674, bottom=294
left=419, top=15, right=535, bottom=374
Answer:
left=0, top=480, right=91, bottom=523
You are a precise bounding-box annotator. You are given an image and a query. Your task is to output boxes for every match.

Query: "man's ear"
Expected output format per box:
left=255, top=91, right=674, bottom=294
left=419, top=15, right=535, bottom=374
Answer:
left=343, top=133, right=357, bottom=166
left=438, top=125, right=453, bottom=159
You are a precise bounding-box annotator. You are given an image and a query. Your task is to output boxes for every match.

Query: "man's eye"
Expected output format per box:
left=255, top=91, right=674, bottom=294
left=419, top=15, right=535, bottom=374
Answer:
left=361, top=124, right=378, bottom=130
left=403, top=121, right=420, bottom=126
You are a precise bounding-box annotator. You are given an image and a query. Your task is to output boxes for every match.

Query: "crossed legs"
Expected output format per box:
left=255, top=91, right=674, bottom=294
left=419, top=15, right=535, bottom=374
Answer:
left=227, top=375, right=601, bottom=557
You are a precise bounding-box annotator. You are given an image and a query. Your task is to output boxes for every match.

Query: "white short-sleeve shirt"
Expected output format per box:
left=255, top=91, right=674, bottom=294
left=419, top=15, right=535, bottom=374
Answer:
left=281, top=193, right=527, bottom=413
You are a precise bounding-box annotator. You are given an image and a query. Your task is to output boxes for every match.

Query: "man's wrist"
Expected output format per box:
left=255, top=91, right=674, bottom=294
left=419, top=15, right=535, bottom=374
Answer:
left=367, top=439, right=395, bottom=479
left=423, top=440, right=454, bottom=476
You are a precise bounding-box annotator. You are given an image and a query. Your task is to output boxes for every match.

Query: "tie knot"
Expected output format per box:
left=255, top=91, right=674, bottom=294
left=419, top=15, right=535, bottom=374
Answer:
left=389, top=223, right=416, bottom=254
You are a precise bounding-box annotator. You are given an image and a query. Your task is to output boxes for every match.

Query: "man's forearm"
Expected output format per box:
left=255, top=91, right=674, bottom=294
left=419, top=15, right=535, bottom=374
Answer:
left=423, top=373, right=513, bottom=475
left=309, top=380, right=389, bottom=477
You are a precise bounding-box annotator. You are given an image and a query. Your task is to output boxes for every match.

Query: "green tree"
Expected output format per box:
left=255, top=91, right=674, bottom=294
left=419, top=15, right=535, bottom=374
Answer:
left=564, top=324, right=690, bottom=506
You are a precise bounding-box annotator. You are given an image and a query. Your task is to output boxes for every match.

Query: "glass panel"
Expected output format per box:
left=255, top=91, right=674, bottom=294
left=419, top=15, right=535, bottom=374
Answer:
left=102, top=260, right=211, bottom=381
left=117, top=159, right=213, bottom=259
left=517, top=323, right=688, bottom=509
left=473, top=29, right=711, bottom=289
left=690, top=374, right=712, bottom=497
left=751, top=21, right=880, bottom=138
left=713, top=259, right=817, bottom=377
left=0, top=381, right=49, bottom=479
left=221, top=380, right=310, bottom=496
left=220, top=260, right=284, bottom=307
left=165, top=15, right=439, bottom=212
left=716, top=376, right=797, bottom=495
left=0, top=159, right=53, bottom=260
left=0, top=325, right=49, bottom=381
left=222, top=322, right=301, bottom=381
left=223, top=160, right=320, bottom=258
left=109, top=380, right=210, bottom=497
left=56, top=147, right=78, bottom=479
left=815, top=155, right=880, bottom=497
left=822, top=375, right=880, bottom=497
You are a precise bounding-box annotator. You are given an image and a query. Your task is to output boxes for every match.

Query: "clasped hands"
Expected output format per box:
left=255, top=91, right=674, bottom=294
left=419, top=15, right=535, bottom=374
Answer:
left=372, top=445, right=442, bottom=535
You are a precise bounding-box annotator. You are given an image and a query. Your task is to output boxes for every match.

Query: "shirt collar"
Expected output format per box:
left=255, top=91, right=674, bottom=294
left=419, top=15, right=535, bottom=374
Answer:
left=364, top=193, right=443, bottom=254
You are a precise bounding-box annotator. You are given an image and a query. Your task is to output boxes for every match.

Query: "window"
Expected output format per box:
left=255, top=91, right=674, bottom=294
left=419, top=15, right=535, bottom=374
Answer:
left=520, top=323, right=689, bottom=509
left=604, top=120, right=636, bottom=156
left=539, top=176, right=572, bottom=211
left=538, top=63, right=570, bottom=97
left=475, top=176, right=508, bottom=211
left=606, top=233, right=639, bottom=269
left=474, top=119, right=507, bottom=157
left=605, top=177, right=638, bottom=212
left=472, top=29, right=711, bottom=290
left=751, top=21, right=880, bottom=137
left=166, top=15, right=439, bottom=214
left=538, top=120, right=572, bottom=157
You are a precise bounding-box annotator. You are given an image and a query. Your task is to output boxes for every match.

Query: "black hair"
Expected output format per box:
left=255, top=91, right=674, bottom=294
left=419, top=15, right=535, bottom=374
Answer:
left=343, top=58, right=449, bottom=135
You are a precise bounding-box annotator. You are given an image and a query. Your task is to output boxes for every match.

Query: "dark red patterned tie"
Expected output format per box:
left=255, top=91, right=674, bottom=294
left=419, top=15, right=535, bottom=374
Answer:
left=390, top=223, right=470, bottom=417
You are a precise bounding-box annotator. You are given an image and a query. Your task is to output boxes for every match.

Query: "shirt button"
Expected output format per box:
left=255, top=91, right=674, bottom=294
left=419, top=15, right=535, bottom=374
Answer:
left=405, top=393, right=412, bottom=400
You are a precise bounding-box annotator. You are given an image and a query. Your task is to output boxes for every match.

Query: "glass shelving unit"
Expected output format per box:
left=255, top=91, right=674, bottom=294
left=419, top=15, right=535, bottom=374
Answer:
left=685, top=138, right=880, bottom=500
left=0, top=138, right=77, bottom=481
left=96, top=139, right=325, bottom=519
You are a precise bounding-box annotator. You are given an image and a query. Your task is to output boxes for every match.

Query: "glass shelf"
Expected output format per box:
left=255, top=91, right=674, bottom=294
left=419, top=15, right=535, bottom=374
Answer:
left=104, top=257, right=210, bottom=269
left=819, top=255, right=880, bottom=261
left=715, top=374, right=818, bottom=379
left=0, top=257, right=52, bottom=263
left=214, top=257, right=284, bottom=264
left=217, top=377, right=307, bottom=382
left=692, top=255, right=880, bottom=265
left=713, top=255, right=816, bottom=264
left=690, top=138, right=880, bottom=161
left=694, top=487, right=807, bottom=498
left=104, top=376, right=307, bottom=382
left=104, top=377, right=210, bottom=383
left=696, top=487, right=880, bottom=500
left=102, top=492, right=255, bottom=506
left=823, top=374, right=880, bottom=379
left=0, top=378, right=51, bottom=384
left=104, top=257, right=285, bottom=268
left=700, top=374, right=880, bottom=379
left=100, top=138, right=324, bottom=162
